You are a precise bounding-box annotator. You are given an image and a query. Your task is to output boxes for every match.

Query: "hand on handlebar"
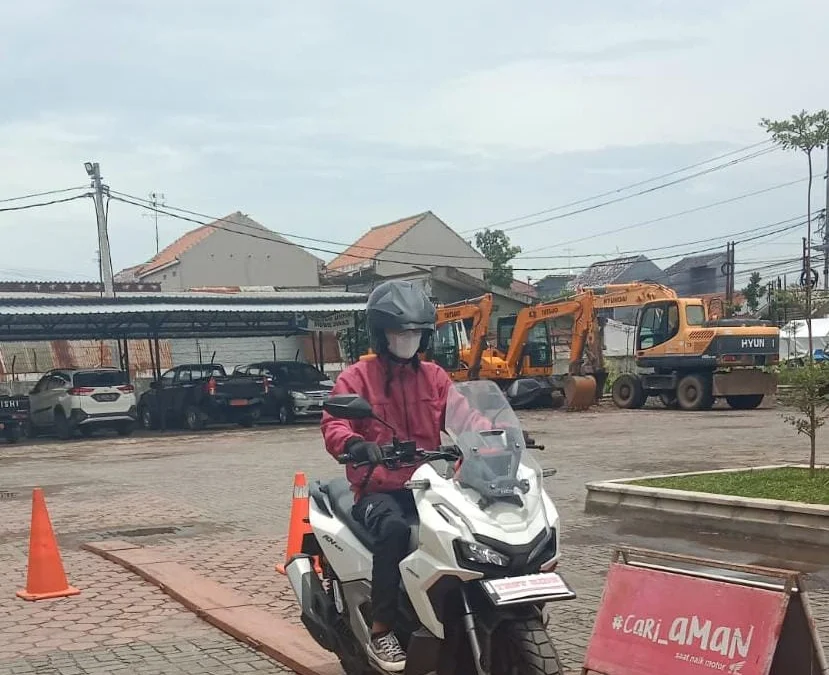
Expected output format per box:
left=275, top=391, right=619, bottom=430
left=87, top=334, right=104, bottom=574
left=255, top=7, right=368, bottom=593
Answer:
left=344, top=439, right=384, bottom=465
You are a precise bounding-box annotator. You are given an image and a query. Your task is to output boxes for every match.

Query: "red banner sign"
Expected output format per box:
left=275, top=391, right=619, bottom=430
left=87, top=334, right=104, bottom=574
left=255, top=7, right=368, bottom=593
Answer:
left=584, top=563, right=790, bottom=675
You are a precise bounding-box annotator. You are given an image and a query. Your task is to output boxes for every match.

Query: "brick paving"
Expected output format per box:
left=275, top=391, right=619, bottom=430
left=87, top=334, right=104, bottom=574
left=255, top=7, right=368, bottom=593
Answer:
left=1, top=406, right=828, bottom=673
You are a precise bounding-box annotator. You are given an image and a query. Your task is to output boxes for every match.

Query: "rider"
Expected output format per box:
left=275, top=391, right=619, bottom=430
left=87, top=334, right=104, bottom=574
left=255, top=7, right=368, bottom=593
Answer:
left=321, top=279, right=457, bottom=672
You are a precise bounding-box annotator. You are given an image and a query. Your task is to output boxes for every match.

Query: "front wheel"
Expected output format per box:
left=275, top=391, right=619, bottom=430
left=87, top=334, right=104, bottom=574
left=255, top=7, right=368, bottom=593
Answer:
left=491, top=618, right=562, bottom=674
left=611, top=374, right=645, bottom=409
left=184, top=405, right=205, bottom=431
left=5, top=424, right=21, bottom=443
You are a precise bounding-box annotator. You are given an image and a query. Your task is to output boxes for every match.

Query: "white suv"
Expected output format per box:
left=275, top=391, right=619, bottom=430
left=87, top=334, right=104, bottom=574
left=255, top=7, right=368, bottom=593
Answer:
left=28, top=368, right=138, bottom=440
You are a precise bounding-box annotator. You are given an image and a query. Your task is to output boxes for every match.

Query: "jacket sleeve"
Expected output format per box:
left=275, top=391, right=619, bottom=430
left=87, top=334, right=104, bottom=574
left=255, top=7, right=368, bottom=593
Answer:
left=321, top=369, right=364, bottom=459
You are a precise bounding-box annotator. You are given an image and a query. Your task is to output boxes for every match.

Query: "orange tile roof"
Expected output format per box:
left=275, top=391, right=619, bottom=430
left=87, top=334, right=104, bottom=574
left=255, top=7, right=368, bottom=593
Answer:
left=138, top=221, right=220, bottom=276
left=326, top=212, right=430, bottom=271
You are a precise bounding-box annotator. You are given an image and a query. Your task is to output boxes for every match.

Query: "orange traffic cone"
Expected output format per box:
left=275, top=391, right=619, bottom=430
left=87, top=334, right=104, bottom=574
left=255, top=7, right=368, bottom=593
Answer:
left=16, top=488, right=80, bottom=601
left=276, top=472, right=321, bottom=575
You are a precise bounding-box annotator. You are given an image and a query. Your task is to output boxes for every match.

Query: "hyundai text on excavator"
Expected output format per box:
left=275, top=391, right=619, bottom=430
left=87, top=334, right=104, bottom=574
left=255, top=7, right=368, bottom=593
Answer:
left=596, top=283, right=780, bottom=410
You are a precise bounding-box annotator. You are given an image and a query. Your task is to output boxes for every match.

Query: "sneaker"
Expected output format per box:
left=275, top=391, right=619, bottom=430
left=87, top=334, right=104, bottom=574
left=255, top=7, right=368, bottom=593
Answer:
left=368, top=631, right=406, bottom=672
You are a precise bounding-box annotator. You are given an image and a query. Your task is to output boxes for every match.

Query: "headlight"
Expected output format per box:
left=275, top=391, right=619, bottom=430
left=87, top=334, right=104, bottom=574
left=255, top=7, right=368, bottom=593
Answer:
left=290, top=391, right=308, bottom=401
left=455, top=539, right=510, bottom=567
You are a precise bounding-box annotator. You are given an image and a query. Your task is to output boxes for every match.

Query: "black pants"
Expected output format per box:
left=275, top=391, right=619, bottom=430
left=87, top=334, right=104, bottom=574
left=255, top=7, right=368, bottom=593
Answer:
left=352, top=490, right=416, bottom=629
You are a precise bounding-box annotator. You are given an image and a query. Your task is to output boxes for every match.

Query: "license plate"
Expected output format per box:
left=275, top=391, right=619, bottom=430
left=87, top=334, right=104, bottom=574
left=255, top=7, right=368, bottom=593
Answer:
left=93, top=393, right=118, bottom=402
left=480, top=572, right=576, bottom=606
left=230, top=399, right=248, bottom=407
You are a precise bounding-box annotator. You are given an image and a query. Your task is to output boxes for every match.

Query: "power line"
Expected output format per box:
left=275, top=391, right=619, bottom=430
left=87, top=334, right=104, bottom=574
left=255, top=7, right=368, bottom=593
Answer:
left=518, top=177, right=808, bottom=256
left=460, top=144, right=778, bottom=235
left=0, top=186, right=88, bottom=204
left=0, top=193, right=91, bottom=213
left=113, top=183, right=806, bottom=264
left=110, top=194, right=809, bottom=273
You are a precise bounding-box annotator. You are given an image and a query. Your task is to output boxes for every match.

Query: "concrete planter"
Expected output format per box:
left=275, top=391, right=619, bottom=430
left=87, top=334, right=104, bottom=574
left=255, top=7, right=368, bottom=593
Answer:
left=585, top=464, right=829, bottom=546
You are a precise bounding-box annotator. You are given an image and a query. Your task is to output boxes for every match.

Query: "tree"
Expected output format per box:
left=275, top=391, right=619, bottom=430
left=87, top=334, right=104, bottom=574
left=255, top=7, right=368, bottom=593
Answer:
left=780, top=363, right=829, bottom=475
left=760, top=110, right=829, bottom=361
left=741, top=271, right=766, bottom=313
left=475, top=229, right=522, bottom=288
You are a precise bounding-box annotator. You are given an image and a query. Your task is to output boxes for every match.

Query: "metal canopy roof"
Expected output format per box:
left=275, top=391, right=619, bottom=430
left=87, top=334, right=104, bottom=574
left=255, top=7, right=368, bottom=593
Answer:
left=0, top=291, right=367, bottom=341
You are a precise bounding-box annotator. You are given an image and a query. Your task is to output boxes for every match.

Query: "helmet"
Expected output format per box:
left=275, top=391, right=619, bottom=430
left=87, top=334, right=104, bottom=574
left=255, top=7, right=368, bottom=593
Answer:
left=366, top=280, right=436, bottom=354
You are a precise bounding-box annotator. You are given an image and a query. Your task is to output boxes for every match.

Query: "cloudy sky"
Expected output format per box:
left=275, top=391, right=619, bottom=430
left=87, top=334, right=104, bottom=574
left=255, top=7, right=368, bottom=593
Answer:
left=1, top=0, right=827, bottom=286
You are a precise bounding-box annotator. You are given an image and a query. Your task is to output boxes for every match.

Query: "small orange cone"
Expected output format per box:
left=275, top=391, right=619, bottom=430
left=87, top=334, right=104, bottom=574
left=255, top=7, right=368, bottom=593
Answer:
left=276, top=472, right=321, bottom=575
left=17, top=488, right=80, bottom=601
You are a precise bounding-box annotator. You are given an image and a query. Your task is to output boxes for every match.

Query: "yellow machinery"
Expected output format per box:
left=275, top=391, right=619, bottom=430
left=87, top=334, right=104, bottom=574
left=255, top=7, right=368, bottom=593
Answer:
left=604, top=289, right=780, bottom=410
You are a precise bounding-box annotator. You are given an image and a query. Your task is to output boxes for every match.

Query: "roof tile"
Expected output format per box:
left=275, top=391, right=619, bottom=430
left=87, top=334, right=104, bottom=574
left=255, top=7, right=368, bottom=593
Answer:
left=327, top=212, right=430, bottom=271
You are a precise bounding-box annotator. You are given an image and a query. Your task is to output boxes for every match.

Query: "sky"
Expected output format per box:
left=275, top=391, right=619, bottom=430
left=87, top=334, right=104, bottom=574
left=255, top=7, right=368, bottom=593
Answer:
left=1, top=0, right=828, bottom=287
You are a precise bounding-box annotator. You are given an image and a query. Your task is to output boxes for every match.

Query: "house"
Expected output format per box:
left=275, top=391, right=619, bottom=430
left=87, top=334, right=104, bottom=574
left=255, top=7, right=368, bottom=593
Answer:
left=569, top=255, right=666, bottom=323
left=510, top=278, right=539, bottom=299
left=325, top=211, right=490, bottom=282
left=663, top=252, right=727, bottom=297
left=115, top=212, right=322, bottom=291
left=534, top=274, right=574, bottom=300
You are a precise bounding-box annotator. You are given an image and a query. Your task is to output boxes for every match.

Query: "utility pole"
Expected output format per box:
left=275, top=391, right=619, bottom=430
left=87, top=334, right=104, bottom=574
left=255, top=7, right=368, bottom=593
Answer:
left=85, top=162, right=115, bottom=298
left=723, top=241, right=735, bottom=316
left=824, top=144, right=829, bottom=290
left=144, top=191, right=166, bottom=254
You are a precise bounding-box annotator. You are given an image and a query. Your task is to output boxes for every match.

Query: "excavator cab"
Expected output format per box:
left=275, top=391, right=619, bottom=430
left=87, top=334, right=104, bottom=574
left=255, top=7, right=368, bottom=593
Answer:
left=496, top=316, right=552, bottom=373
left=429, top=321, right=461, bottom=373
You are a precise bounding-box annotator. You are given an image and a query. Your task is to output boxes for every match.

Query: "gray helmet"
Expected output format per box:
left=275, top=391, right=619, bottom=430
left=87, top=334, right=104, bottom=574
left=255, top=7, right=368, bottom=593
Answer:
left=366, top=280, right=436, bottom=351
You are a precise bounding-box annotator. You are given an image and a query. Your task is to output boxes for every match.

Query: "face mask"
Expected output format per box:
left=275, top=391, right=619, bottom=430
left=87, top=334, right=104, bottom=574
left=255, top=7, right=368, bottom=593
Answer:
left=386, top=330, right=422, bottom=360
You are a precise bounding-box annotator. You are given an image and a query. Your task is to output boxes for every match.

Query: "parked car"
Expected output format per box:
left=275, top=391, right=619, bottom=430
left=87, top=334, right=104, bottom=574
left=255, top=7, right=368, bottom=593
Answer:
left=234, top=361, right=334, bottom=424
left=138, top=363, right=266, bottom=431
left=0, top=387, right=29, bottom=443
left=27, top=368, right=137, bottom=440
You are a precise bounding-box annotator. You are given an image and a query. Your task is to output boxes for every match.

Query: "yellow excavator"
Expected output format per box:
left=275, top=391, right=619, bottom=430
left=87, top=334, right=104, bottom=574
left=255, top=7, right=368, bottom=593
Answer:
left=592, top=283, right=780, bottom=410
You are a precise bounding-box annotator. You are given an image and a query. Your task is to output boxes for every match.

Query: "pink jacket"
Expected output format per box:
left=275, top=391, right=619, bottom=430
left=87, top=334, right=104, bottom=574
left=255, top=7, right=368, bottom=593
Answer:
left=322, top=357, right=456, bottom=496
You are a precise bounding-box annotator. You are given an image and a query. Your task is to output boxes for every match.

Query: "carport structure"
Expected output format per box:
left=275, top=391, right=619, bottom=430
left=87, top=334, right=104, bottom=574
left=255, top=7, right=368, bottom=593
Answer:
left=0, top=290, right=367, bottom=380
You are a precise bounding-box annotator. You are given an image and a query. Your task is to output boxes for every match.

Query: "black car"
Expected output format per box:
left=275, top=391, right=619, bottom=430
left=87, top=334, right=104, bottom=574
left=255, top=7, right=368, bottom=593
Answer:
left=234, top=361, right=334, bottom=424
left=138, top=363, right=267, bottom=431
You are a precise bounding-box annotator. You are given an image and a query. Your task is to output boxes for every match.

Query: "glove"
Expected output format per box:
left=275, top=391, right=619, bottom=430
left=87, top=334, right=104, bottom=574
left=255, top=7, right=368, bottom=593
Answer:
left=345, top=438, right=384, bottom=465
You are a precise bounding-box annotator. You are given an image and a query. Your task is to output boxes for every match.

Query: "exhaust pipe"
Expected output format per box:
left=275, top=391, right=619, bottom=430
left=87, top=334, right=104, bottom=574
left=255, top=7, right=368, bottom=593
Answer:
left=285, top=554, right=338, bottom=652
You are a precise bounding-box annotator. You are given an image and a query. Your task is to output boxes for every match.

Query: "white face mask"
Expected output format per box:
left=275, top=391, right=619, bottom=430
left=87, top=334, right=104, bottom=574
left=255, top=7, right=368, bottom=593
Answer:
left=386, top=330, right=422, bottom=360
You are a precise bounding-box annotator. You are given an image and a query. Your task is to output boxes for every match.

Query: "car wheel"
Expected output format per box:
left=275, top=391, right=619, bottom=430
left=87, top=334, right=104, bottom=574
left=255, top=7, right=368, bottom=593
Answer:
left=139, top=404, right=158, bottom=430
left=5, top=425, right=21, bottom=444
left=278, top=403, right=294, bottom=425
left=54, top=410, right=72, bottom=441
left=184, top=406, right=205, bottom=431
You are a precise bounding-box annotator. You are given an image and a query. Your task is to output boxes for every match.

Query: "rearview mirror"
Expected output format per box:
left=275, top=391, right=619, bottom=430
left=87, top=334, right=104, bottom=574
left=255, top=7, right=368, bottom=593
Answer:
left=506, top=378, right=542, bottom=407
left=323, top=394, right=374, bottom=420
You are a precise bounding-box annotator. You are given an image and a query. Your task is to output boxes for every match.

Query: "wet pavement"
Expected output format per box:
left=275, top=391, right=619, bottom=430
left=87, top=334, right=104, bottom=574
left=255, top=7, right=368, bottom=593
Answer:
left=0, top=403, right=827, bottom=673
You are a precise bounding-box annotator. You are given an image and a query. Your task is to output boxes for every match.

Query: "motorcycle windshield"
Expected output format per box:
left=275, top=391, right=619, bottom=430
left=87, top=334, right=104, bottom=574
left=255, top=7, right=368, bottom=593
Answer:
left=444, top=380, right=543, bottom=519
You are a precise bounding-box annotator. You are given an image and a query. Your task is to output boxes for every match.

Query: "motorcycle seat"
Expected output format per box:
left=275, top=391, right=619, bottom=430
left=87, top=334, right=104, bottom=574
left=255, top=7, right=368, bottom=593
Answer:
left=319, top=478, right=378, bottom=552
left=317, top=478, right=418, bottom=554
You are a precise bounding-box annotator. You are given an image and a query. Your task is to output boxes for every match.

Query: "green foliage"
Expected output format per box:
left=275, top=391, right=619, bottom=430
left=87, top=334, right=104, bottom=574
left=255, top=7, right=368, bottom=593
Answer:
left=760, top=110, right=829, bottom=154
left=740, top=271, right=765, bottom=313
left=474, top=229, right=522, bottom=289
left=779, top=362, right=829, bottom=473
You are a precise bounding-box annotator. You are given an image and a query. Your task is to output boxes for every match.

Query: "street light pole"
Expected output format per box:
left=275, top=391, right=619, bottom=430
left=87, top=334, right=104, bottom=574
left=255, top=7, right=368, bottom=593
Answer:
left=85, top=162, right=115, bottom=298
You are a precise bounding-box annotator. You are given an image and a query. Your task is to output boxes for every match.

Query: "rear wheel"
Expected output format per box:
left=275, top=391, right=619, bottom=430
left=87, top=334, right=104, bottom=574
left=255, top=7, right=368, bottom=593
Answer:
left=676, top=374, right=713, bottom=411
left=726, top=394, right=764, bottom=410
left=491, top=618, right=562, bottom=674
left=5, top=425, right=21, bottom=444
left=139, top=404, right=158, bottom=430
left=278, top=403, right=295, bottom=425
left=184, top=406, right=205, bottom=431
left=612, top=374, right=645, bottom=409
left=54, top=410, right=72, bottom=441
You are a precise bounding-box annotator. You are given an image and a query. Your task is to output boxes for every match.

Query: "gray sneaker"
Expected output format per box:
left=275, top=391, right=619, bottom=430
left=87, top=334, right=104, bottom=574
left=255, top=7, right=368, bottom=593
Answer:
left=368, top=631, right=406, bottom=672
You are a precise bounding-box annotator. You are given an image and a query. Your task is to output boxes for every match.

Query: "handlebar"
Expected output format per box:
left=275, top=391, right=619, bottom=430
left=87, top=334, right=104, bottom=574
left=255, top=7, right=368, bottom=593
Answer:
left=337, top=444, right=461, bottom=468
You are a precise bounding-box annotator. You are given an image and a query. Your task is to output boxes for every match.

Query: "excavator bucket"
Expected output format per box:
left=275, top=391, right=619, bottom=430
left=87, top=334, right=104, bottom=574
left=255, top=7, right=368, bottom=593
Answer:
left=563, top=375, right=597, bottom=411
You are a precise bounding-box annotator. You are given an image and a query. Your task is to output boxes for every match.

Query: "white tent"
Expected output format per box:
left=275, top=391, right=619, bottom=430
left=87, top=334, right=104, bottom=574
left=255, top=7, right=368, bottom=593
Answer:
left=779, top=318, right=829, bottom=360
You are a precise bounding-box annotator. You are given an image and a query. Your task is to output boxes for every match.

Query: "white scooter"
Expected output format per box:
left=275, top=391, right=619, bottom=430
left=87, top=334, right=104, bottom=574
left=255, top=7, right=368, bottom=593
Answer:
left=285, top=379, right=575, bottom=675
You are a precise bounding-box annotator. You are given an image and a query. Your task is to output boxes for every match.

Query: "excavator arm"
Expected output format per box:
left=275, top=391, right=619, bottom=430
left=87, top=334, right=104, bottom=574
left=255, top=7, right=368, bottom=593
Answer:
left=587, top=282, right=677, bottom=310
left=436, top=294, right=494, bottom=379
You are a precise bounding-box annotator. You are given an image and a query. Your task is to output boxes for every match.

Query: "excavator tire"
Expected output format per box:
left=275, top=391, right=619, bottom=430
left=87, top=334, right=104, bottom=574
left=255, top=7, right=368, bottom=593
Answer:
left=725, top=394, right=764, bottom=410
left=611, top=374, right=645, bottom=409
left=676, top=374, right=714, bottom=411
left=563, top=376, right=597, bottom=411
